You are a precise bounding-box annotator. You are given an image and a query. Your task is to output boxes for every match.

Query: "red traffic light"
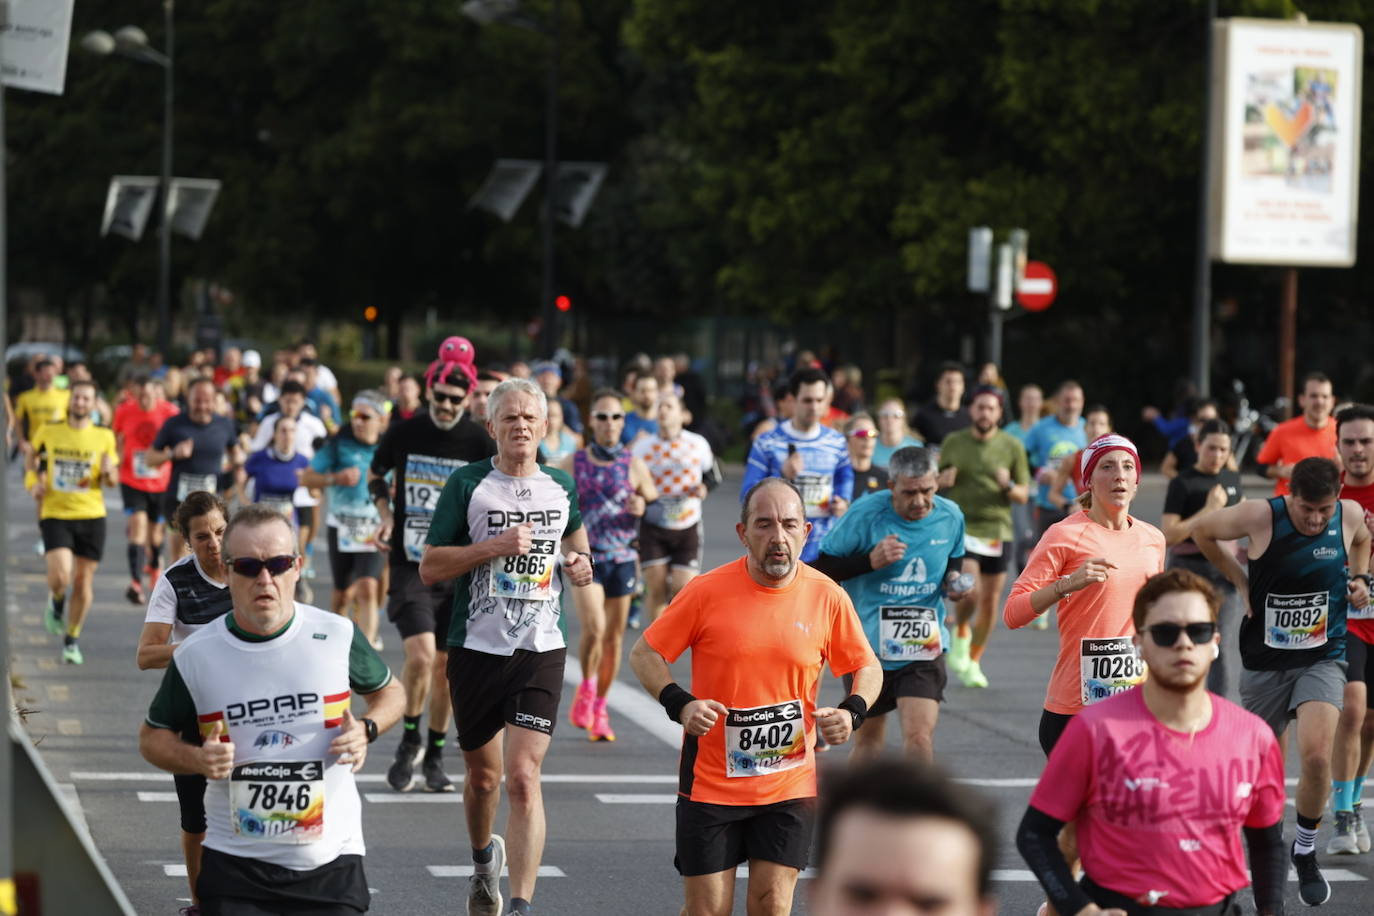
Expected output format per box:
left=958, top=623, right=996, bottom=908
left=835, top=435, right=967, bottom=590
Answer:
left=363, top=306, right=379, bottom=322
left=554, top=294, right=572, bottom=312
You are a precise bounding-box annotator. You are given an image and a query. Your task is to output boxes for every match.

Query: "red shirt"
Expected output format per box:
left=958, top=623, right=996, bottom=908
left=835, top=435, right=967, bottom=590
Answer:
left=1256, top=416, right=1338, bottom=496
left=1030, top=689, right=1285, bottom=907
left=1341, top=478, right=1374, bottom=642
left=112, top=399, right=180, bottom=492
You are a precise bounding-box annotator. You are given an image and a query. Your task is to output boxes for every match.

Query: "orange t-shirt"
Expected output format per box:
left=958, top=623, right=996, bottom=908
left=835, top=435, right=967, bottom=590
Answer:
left=643, top=557, right=877, bottom=806
left=1255, top=416, right=1338, bottom=496
left=1004, top=511, right=1166, bottom=715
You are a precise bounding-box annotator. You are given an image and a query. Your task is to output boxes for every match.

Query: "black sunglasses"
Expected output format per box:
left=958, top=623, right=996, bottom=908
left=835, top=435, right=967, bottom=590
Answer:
left=1144, top=621, right=1217, bottom=647
left=431, top=390, right=467, bottom=405
left=228, top=555, right=298, bottom=578
left=593, top=412, right=624, bottom=421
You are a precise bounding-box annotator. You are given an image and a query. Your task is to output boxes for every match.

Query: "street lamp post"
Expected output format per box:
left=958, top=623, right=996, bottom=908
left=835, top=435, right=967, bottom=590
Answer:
left=82, top=1, right=175, bottom=357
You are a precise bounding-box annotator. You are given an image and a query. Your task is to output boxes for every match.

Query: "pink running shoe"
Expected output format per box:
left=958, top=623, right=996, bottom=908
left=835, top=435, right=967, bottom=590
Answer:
left=569, top=678, right=596, bottom=729
left=589, top=697, right=616, bottom=742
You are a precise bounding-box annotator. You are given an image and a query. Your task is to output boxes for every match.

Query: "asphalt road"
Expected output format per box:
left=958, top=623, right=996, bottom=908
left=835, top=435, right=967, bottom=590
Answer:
left=8, top=465, right=1373, bottom=914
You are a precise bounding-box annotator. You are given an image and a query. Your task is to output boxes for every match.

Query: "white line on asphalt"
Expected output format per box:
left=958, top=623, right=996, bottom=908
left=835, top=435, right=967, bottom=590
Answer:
left=364, top=793, right=461, bottom=803
left=565, top=657, right=683, bottom=749
left=138, top=792, right=178, bottom=802
left=163, top=864, right=186, bottom=877
left=427, top=866, right=566, bottom=878
left=78, top=770, right=676, bottom=784
left=595, top=794, right=676, bottom=804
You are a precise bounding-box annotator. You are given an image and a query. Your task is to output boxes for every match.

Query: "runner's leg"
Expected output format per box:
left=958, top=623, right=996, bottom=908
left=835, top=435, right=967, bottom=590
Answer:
left=503, top=725, right=553, bottom=902
left=683, top=869, right=736, bottom=916
left=896, top=696, right=939, bottom=763
left=744, top=860, right=799, bottom=916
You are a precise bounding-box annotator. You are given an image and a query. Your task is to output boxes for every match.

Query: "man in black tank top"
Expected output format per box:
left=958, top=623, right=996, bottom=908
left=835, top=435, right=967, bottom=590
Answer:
left=1195, top=457, right=1371, bottom=906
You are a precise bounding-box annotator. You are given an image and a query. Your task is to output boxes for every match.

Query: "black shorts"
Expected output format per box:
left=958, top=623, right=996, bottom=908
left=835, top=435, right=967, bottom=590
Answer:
left=446, top=646, right=565, bottom=752
left=592, top=558, right=638, bottom=599
left=1039, top=709, right=1075, bottom=757
left=326, top=528, right=384, bottom=589
left=640, top=522, right=702, bottom=571
left=970, top=552, right=1009, bottom=575
left=1347, top=633, right=1374, bottom=700
left=674, top=797, right=816, bottom=876
left=174, top=772, right=208, bottom=834
left=385, top=563, right=454, bottom=641
left=120, top=484, right=165, bottom=520
left=39, top=517, right=106, bottom=561
left=196, top=847, right=368, bottom=915
left=843, top=657, right=946, bottom=716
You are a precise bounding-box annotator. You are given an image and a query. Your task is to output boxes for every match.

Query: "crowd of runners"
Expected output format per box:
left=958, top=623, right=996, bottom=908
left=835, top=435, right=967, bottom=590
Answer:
left=8, top=337, right=1374, bottom=915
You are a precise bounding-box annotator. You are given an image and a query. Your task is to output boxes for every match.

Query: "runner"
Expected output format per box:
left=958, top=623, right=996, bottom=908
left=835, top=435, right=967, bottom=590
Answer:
left=912, top=362, right=971, bottom=447
left=1333, top=403, right=1374, bottom=855
left=937, top=386, right=1030, bottom=688
left=146, top=377, right=242, bottom=560
left=814, top=447, right=975, bottom=762
left=1256, top=370, right=1339, bottom=496
left=620, top=373, right=660, bottom=445
left=13, top=356, right=69, bottom=456
left=1193, top=456, right=1370, bottom=904
left=112, top=376, right=179, bottom=603
left=1022, top=380, right=1086, bottom=541
left=741, top=367, right=853, bottom=562
left=871, top=398, right=922, bottom=469
left=1159, top=418, right=1245, bottom=697
left=629, top=477, right=880, bottom=916
left=1007, top=383, right=1044, bottom=576
left=419, top=377, right=595, bottom=916
left=632, top=390, right=714, bottom=626
left=1048, top=404, right=1113, bottom=505
left=301, top=391, right=388, bottom=647
left=843, top=413, right=889, bottom=502
left=134, top=492, right=233, bottom=913
left=564, top=389, right=659, bottom=741
left=538, top=397, right=579, bottom=465
left=369, top=339, right=496, bottom=794
left=1017, top=569, right=1286, bottom=916
left=469, top=370, right=502, bottom=425
left=139, top=505, right=404, bottom=915
left=249, top=380, right=330, bottom=581
left=29, top=379, right=120, bottom=665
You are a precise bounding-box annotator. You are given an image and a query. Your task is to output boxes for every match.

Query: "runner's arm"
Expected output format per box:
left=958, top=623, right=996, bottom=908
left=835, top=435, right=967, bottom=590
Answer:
left=1346, top=499, right=1371, bottom=575
left=810, top=552, right=873, bottom=582
left=1243, top=821, right=1285, bottom=916
left=629, top=636, right=675, bottom=701
left=135, top=622, right=176, bottom=670
left=631, top=457, right=659, bottom=504
left=1015, top=806, right=1094, bottom=916
left=1192, top=502, right=1261, bottom=593
left=419, top=539, right=508, bottom=585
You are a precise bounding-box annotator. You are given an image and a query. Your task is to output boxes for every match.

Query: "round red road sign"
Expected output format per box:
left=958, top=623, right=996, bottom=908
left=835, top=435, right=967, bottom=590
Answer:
left=1016, top=261, right=1057, bottom=312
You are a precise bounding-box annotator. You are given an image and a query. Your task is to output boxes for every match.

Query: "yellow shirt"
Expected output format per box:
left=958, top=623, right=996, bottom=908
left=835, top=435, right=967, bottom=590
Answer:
left=15, top=386, right=69, bottom=438
left=31, top=422, right=119, bottom=520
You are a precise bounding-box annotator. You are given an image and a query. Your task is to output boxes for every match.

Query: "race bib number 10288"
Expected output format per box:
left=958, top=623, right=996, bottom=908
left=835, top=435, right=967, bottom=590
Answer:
left=1079, top=637, right=1145, bottom=706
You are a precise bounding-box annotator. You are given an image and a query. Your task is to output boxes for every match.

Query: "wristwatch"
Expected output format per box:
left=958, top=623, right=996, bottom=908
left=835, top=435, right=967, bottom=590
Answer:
left=360, top=717, right=379, bottom=744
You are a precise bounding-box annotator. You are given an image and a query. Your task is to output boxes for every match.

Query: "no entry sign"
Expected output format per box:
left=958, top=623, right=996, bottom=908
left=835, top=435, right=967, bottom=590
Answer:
left=1016, top=261, right=1057, bottom=311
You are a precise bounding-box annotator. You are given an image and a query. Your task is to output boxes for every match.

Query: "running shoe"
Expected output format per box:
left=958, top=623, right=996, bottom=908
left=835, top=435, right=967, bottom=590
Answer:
left=44, top=596, right=64, bottom=635
left=626, top=606, right=642, bottom=630
left=145, top=564, right=162, bottom=585
left=468, top=834, right=505, bottom=916
left=589, top=702, right=616, bottom=742
left=386, top=740, right=424, bottom=792
left=1291, top=844, right=1331, bottom=906
left=422, top=755, right=456, bottom=792
left=569, top=679, right=596, bottom=730
left=959, top=660, right=989, bottom=688
left=177, top=907, right=201, bottom=916
left=1326, top=810, right=1359, bottom=855
left=947, top=633, right=971, bottom=675
left=1354, top=803, right=1371, bottom=853
left=61, top=643, right=84, bottom=665
left=125, top=579, right=146, bottom=605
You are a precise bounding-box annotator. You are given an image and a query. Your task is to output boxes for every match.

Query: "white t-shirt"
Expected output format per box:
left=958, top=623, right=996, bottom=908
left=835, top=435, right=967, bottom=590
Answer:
left=144, top=554, right=232, bottom=645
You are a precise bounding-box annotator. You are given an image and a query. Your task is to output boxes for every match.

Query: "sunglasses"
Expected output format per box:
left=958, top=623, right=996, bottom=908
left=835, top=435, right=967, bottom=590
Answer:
left=1143, top=621, right=1217, bottom=647
left=878, top=410, right=905, bottom=419
left=228, top=555, right=298, bottom=578
left=848, top=428, right=878, bottom=439
left=431, top=391, right=467, bottom=405
left=593, top=412, right=624, bottom=422
left=351, top=411, right=379, bottom=421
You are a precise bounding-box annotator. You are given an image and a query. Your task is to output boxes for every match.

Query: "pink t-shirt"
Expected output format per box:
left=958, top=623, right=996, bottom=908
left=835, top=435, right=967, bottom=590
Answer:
left=1029, top=689, right=1285, bottom=908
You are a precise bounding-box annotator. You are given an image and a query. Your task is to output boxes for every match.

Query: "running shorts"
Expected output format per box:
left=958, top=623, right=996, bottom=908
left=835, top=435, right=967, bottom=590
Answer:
left=592, top=557, right=638, bottom=599
left=447, top=646, right=566, bottom=752
left=639, top=522, right=703, bottom=571
left=120, top=484, right=165, bottom=520
left=1240, top=659, right=1347, bottom=737
left=674, top=797, right=816, bottom=876
left=385, top=563, right=454, bottom=641
left=843, top=657, right=946, bottom=715
left=326, top=527, right=384, bottom=589
left=196, top=848, right=368, bottom=915
left=40, top=517, right=106, bottom=561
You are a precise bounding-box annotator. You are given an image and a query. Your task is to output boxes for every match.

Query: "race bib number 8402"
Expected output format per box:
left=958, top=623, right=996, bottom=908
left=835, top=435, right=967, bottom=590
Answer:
left=724, top=700, right=806, bottom=778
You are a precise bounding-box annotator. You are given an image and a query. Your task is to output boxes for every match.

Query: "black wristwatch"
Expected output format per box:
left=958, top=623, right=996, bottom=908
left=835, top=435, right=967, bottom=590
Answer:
left=360, top=717, right=379, bottom=744
left=1351, top=573, right=1373, bottom=590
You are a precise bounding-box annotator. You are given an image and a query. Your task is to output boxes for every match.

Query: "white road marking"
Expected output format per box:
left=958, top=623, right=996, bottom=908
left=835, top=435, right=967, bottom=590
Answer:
left=565, top=657, right=683, bottom=749
left=364, top=793, right=461, bottom=803
left=138, top=792, right=179, bottom=802
left=163, top=864, right=186, bottom=877
left=77, top=770, right=676, bottom=784
left=596, top=793, right=676, bottom=804
left=427, top=866, right=566, bottom=878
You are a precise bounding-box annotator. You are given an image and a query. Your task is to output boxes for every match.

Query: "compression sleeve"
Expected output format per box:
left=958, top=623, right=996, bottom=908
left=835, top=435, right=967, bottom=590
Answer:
left=810, top=552, right=874, bottom=582
left=1016, top=805, right=1092, bottom=916
left=1244, top=822, right=1286, bottom=916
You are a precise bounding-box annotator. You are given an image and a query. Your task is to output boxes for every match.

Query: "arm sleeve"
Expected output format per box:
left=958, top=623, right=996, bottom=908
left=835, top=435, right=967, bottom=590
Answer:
left=248, top=415, right=274, bottom=452
left=740, top=437, right=776, bottom=500
left=832, top=449, right=854, bottom=502
left=143, top=574, right=179, bottom=625
left=1003, top=532, right=1066, bottom=628
left=1016, top=806, right=1093, bottom=916
left=1162, top=476, right=1187, bottom=516
left=1243, top=822, right=1286, bottom=916
left=151, top=418, right=175, bottom=451
left=348, top=625, right=393, bottom=693
left=556, top=468, right=583, bottom=536
left=104, top=429, right=120, bottom=466
left=370, top=425, right=397, bottom=476
left=145, top=660, right=197, bottom=732
left=1245, top=733, right=1288, bottom=828
left=309, top=441, right=334, bottom=474
left=810, top=552, right=874, bottom=582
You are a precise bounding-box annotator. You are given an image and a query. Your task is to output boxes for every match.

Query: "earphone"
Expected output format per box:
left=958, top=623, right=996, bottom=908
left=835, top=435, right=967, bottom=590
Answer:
left=1212, top=643, right=1220, bottom=660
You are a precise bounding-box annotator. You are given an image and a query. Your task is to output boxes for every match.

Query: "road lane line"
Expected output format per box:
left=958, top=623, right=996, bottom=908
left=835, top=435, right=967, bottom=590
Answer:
left=427, top=866, right=565, bottom=878
left=75, top=770, right=677, bottom=784
left=596, top=794, right=676, bottom=804
left=565, top=657, right=682, bottom=749
left=364, top=794, right=461, bottom=803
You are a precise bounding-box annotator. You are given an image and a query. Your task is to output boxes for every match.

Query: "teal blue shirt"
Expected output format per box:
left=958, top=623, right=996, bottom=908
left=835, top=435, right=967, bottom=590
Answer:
left=310, top=431, right=381, bottom=527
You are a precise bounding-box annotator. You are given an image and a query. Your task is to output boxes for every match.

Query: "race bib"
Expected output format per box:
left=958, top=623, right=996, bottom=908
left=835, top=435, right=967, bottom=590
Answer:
left=230, top=760, right=325, bottom=845
left=1264, top=592, right=1329, bottom=650
left=724, top=700, right=806, bottom=778
left=402, top=515, right=432, bottom=563
left=401, top=454, right=465, bottom=563
left=177, top=473, right=217, bottom=501
left=336, top=512, right=379, bottom=553
left=1080, top=637, right=1146, bottom=706
left=488, top=539, right=557, bottom=601
left=52, top=458, right=89, bottom=493
left=795, top=474, right=832, bottom=518
left=964, top=534, right=1003, bottom=558
left=879, top=606, right=942, bottom=662
left=658, top=495, right=692, bottom=526
left=132, top=450, right=160, bottom=480
left=260, top=496, right=296, bottom=521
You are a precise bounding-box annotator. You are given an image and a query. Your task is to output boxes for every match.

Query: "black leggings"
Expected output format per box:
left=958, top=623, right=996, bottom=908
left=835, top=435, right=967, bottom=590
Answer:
left=174, top=771, right=208, bottom=834
left=1038, top=709, right=1075, bottom=757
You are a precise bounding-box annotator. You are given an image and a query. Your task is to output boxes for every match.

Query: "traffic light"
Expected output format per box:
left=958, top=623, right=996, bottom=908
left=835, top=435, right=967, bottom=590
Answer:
left=554, top=294, right=572, bottom=313
left=363, top=305, right=379, bottom=322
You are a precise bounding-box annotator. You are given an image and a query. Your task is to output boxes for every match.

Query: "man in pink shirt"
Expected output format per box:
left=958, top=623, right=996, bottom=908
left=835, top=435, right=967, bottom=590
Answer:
left=1016, top=569, right=1286, bottom=916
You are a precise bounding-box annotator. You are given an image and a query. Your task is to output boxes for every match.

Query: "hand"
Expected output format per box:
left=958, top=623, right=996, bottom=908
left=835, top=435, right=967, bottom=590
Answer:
left=492, top=524, right=534, bottom=558
left=681, top=698, right=728, bottom=736
left=937, top=467, right=958, bottom=489
left=1277, top=463, right=1294, bottom=480
left=693, top=484, right=709, bottom=499
left=627, top=493, right=647, bottom=517
left=172, top=439, right=195, bottom=460
left=1205, top=483, right=1228, bottom=510
left=1065, top=557, right=1117, bottom=593
left=199, top=720, right=236, bottom=780
left=334, top=467, right=361, bottom=487
left=1349, top=578, right=1370, bottom=611
left=1049, top=489, right=1068, bottom=511
left=945, top=570, right=975, bottom=601
left=31, top=480, right=45, bottom=503
left=563, top=552, right=594, bottom=587
left=374, top=516, right=393, bottom=550
left=782, top=448, right=804, bottom=481
left=994, top=466, right=1012, bottom=490
left=829, top=496, right=848, bottom=518
left=813, top=707, right=853, bottom=745
left=1141, top=406, right=1160, bottom=424
left=869, top=534, right=906, bottom=570
left=328, top=710, right=369, bottom=773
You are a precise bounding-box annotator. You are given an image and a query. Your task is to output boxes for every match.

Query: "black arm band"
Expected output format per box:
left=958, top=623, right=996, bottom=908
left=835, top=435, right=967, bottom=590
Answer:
left=1016, top=806, right=1092, bottom=916
left=367, top=476, right=391, bottom=504
left=1244, top=822, right=1286, bottom=915
left=945, top=557, right=965, bottom=580
left=810, top=551, right=874, bottom=583
left=658, top=683, right=697, bottom=725
left=837, top=694, right=868, bottom=730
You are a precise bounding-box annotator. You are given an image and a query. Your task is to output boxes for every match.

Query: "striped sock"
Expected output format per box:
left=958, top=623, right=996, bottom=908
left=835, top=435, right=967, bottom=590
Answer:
left=1294, top=813, right=1321, bottom=856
